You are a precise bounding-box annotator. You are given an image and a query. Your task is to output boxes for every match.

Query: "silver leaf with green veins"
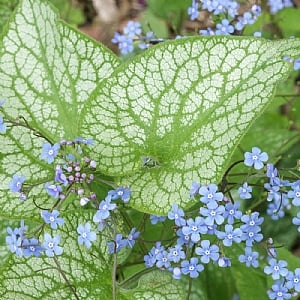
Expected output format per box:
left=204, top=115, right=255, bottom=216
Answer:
left=81, top=36, right=300, bottom=215
left=0, top=0, right=120, bottom=219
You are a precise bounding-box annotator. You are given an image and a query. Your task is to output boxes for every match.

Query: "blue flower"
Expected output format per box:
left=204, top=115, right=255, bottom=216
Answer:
left=251, top=4, right=262, bottom=16
left=217, top=224, right=242, bottom=247
left=168, top=203, right=186, bottom=226
left=118, top=35, right=134, bottom=55
left=211, top=1, right=227, bottom=15
left=0, top=116, right=6, bottom=133
left=125, top=228, right=140, bottom=248
left=292, top=212, right=300, bottom=232
left=6, top=227, right=23, bottom=257
left=200, top=202, right=225, bottom=226
left=73, top=137, right=94, bottom=145
left=240, top=227, right=263, bottom=247
left=156, top=250, right=171, bottom=269
left=199, top=184, right=223, bottom=205
left=215, top=19, right=234, bottom=35
left=150, top=215, right=166, bottom=224
left=181, top=257, right=204, bottom=278
left=240, top=212, right=264, bottom=231
left=108, top=186, right=131, bottom=203
left=112, top=32, right=122, bottom=44
left=218, top=256, right=231, bottom=268
left=285, top=268, right=300, bottom=292
left=227, top=1, right=239, bottom=18
left=123, top=21, right=142, bottom=38
left=187, top=0, right=199, bottom=21
left=41, top=210, right=64, bottom=230
left=235, top=12, right=255, bottom=31
left=238, top=182, right=252, bottom=199
left=55, top=166, right=68, bottom=186
left=223, top=202, right=242, bottom=224
left=144, top=242, right=165, bottom=268
left=167, top=244, right=185, bottom=263
left=171, top=267, right=182, bottom=280
left=195, top=240, right=219, bottom=264
left=176, top=228, right=194, bottom=247
left=267, top=202, right=285, bottom=220
left=107, top=234, right=127, bottom=254
left=244, top=147, right=268, bottom=170
left=45, top=183, right=62, bottom=198
left=238, top=247, right=259, bottom=268
left=266, top=163, right=280, bottom=185
left=42, top=233, right=63, bottom=257
left=253, top=31, right=262, bottom=37
left=23, top=238, right=44, bottom=257
left=267, top=280, right=291, bottom=300
left=182, top=217, right=208, bottom=243
left=190, top=181, right=200, bottom=198
left=77, top=223, right=97, bottom=249
left=199, top=27, right=215, bottom=36
left=93, top=195, right=117, bottom=222
left=264, top=258, right=288, bottom=280
left=294, top=58, right=300, bottom=71
left=9, top=174, right=25, bottom=193
left=201, top=0, right=217, bottom=12
left=268, top=0, right=293, bottom=14
left=288, top=180, right=300, bottom=206
left=264, top=183, right=281, bottom=202
left=40, top=142, right=60, bottom=164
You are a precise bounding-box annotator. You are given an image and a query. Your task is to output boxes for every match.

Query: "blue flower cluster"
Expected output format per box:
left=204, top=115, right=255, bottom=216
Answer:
left=107, top=228, right=140, bottom=254
left=263, top=163, right=300, bottom=223
left=188, top=1, right=261, bottom=36
left=5, top=219, right=63, bottom=258
left=142, top=147, right=300, bottom=300
left=91, top=186, right=140, bottom=254
left=268, top=0, right=293, bottom=14
left=112, top=21, right=161, bottom=54
left=264, top=239, right=300, bottom=299
left=144, top=179, right=265, bottom=279
left=6, top=137, right=102, bottom=256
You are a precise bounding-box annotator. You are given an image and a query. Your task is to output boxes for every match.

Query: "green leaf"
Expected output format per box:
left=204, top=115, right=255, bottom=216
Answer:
left=0, top=0, right=120, bottom=218
left=81, top=36, right=300, bottom=215
left=121, top=270, right=186, bottom=299
left=231, top=263, right=268, bottom=300
left=276, top=8, right=300, bottom=38
left=141, top=9, right=169, bottom=39
left=147, top=0, right=190, bottom=30
left=49, top=0, right=85, bottom=26
left=228, top=244, right=268, bottom=300
left=0, top=0, right=19, bottom=34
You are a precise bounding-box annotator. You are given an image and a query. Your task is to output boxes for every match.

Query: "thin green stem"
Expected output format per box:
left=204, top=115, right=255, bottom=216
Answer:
left=186, top=276, right=193, bottom=300
left=112, top=252, right=117, bottom=300
left=53, top=257, right=80, bottom=300
left=112, top=222, right=117, bottom=300
left=120, top=209, right=148, bottom=254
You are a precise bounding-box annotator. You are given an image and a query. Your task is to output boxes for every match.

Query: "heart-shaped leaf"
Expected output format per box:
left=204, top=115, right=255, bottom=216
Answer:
left=80, top=36, right=300, bottom=214
left=0, top=0, right=120, bottom=219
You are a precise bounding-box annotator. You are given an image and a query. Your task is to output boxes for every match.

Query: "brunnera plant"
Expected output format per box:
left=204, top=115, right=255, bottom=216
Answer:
left=0, top=0, right=300, bottom=299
